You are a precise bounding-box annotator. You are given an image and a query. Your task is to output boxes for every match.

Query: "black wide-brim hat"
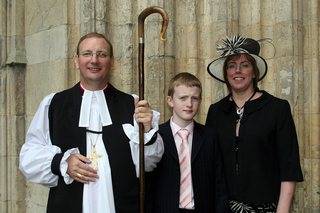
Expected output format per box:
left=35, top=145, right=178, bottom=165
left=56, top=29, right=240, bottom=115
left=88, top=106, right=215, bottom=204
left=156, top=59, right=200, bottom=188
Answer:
left=207, top=35, right=268, bottom=83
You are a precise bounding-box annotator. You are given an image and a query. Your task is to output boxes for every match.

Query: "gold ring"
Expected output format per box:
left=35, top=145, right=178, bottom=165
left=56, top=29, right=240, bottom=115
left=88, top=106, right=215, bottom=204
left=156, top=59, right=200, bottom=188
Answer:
left=76, top=173, right=82, bottom=178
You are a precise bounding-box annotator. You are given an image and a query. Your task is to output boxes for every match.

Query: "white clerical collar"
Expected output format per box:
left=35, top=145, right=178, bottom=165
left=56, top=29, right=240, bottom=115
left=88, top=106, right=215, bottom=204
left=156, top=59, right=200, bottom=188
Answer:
left=78, top=84, right=113, bottom=127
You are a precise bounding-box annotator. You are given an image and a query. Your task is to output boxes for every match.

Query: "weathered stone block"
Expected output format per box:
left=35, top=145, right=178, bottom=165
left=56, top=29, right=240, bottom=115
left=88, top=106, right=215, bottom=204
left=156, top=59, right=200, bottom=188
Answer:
left=273, top=22, right=296, bottom=57
left=274, top=0, right=293, bottom=22
left=24, top=115, right=33, bottom=135
left=94, top=20, right=108, bottom=34
left=6, top=35, right=26, bottom=65
left=25, top=0, right=67, bottom=35
left=49, top=25, right=68, bottom=61
left=107, top=0, right=132, bottom=25
left=25, top=31, right=50, bottom=64
left=7, top=116, right=25, bottom=157
left=303, top=21, right=319, bottom=58
left=0, top=155, right=8, bottom=213
left=25, top=183, right=48, bottom=213
left=108, top=24, right=133, bottom=59
left=0, top=35, right=6, bottom=67
left=302, top=0, right=319, bottom=21
left=175, top=58, right=198, bottom=75
left=67, top=58, right=80, bottom=87
left=175, top=24, right=198, bottom=59
left=301, top=113, right=316, bottom=158
left=239, top=0, right=261, bottom=25
left=0, top=70, right=6, bottom=115
left=6, top=0, right=25, bottom=37
left=175, top=0, right=197, bottom=25
left=110, top=58, right=134, bottom=93
left=0, top=1, right=6, bottom=35
left=0, top=115, right=6, bottom=157
left=197, top=26, right=215, bottom=59
left=301, top=58, right=319, bottom=114
left=6, top=67, right=25, bottom=116
left=303, top=158, right=320, bottom=209
left=25, top=60, right=68, bottom=116
left=144, top=57, right=166, bottom=104
left=66, top=25, right=80, bottom=58
left=6, top=156, right=25, bottom=213
left=26, top=25, right=68, bottom=65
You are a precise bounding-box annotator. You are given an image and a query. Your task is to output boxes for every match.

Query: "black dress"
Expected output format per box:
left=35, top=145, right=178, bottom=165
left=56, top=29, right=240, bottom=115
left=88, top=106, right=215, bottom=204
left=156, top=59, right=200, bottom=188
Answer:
left=205, top=91, right=303, bottom=211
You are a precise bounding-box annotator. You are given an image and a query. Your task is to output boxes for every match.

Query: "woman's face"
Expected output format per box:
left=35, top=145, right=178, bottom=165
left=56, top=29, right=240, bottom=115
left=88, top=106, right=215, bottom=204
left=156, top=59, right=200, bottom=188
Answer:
left=225, top=54, right=255, bottom=93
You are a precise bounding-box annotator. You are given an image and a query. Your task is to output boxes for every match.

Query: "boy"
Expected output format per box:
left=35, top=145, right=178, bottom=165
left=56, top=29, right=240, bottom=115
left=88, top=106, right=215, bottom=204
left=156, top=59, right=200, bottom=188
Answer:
left=150, top=72, right=228, bottom=213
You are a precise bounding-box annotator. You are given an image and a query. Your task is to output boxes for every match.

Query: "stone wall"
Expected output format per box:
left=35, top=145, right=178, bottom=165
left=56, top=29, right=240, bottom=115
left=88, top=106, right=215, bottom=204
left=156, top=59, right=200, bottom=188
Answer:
left=0, top=0, right=319, bottom=212
left=0, top=0, right=26, bottom=212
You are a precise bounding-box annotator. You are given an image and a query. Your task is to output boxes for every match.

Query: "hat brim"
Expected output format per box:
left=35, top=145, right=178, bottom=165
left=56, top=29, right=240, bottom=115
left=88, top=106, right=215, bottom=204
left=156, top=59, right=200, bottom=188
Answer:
left=207, top=54, right=268, bottom=83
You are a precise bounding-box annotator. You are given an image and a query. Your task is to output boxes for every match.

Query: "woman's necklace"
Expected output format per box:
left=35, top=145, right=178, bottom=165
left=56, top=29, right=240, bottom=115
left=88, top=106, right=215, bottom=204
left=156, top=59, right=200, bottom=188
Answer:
left=232, top=90, right=257, bottom=137
left=232, top=90, right=257, bottom=121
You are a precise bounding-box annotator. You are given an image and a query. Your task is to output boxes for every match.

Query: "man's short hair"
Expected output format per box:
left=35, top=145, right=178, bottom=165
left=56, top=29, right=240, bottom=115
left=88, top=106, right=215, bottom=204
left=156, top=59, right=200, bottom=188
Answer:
left=76, top=32, right=114, bottom=57
left=167, top=72, right=202, bottom=98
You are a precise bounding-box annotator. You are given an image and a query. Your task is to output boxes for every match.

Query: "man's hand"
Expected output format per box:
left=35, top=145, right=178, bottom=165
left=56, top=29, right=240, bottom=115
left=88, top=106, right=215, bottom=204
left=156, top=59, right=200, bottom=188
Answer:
left=134, top=100, right=153, bottom=132
left=66, top=154, right=99, bottom=183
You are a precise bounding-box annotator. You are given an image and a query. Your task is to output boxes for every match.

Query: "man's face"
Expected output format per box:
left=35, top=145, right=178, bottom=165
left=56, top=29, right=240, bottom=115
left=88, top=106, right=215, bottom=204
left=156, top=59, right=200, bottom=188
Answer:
left=167, top=85, right=201, bottom=127
left=74, top=37, right=113, bottom=90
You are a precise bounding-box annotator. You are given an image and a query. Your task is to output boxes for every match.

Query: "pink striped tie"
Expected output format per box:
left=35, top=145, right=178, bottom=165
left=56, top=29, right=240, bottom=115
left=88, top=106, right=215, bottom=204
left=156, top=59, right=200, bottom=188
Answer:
left=177, top=129, right=192, bottom=209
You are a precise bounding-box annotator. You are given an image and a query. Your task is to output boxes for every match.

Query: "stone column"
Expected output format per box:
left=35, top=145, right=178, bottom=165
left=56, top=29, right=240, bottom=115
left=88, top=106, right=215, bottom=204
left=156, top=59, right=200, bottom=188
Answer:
left=24, top=0, right=69, bottom=212
left=300, top=0, right=320, bottom=211
left=0, top=0, right=7, bottom=204
left=106, top=0, right=134, bottom=92
left=0, top=0, right=26, bottom=213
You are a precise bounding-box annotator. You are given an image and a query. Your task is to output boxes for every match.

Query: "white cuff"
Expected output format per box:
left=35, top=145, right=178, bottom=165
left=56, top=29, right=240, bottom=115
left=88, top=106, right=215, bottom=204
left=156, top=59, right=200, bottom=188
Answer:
left=60, top=148, right=80, bottom=184
left=122, top=110, right=160, bottom=144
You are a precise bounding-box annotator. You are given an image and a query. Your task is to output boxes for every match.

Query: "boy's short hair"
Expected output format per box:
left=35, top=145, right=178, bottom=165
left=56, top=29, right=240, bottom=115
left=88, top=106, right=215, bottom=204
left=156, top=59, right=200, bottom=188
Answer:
left=167, top=72, right=202, bottom=98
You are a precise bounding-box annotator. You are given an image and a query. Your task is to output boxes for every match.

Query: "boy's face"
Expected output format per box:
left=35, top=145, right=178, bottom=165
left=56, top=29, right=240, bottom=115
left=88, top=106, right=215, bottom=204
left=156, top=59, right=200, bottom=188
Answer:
left=167, top=85, right=201, bottom=127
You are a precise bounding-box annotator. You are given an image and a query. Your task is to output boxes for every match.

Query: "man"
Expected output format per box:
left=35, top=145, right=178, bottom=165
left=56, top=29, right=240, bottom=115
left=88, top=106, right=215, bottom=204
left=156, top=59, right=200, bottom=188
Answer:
left=19, top=32, right=164, bottom=213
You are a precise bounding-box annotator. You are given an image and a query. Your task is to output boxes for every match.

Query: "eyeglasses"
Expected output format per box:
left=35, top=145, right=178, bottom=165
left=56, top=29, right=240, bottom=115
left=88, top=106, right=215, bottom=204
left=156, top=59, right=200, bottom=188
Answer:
left=78, top=50, right=110, bottom=59
left=227, top=62, right=252, bottom=71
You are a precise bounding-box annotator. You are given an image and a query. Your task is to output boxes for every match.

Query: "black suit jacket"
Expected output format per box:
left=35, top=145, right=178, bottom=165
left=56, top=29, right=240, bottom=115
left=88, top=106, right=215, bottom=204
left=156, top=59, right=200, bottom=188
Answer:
left=149, top=121, right=228, bottom=213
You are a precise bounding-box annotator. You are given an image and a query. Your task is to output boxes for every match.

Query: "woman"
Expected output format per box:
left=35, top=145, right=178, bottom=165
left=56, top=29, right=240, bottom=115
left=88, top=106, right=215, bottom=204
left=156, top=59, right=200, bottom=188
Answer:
left=205, top=36, right=303, bottom=213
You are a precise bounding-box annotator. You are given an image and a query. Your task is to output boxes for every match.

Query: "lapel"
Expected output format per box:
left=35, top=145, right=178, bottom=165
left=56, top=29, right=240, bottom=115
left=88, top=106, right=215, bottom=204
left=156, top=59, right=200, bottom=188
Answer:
left=191, top=122, right=205, bottom=163
left=161, top=121, right=180, bottom=163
